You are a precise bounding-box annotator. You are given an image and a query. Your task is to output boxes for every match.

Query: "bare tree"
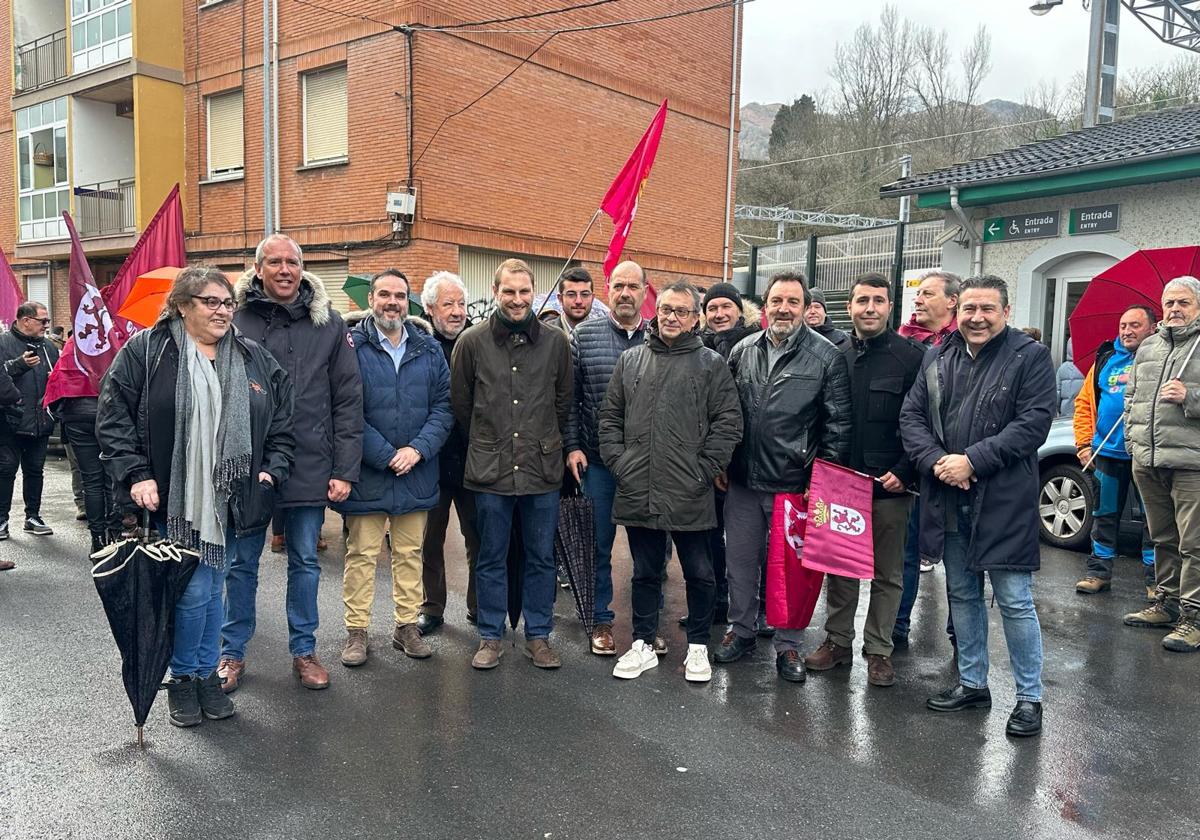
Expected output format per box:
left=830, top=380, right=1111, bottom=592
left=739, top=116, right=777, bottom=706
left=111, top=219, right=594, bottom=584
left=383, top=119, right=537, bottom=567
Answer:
left=908, top=24, right=994, bottom=165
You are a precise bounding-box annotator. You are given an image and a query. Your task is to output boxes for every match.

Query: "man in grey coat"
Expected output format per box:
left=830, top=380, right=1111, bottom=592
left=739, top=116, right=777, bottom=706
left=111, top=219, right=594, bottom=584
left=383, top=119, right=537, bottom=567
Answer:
left=219, top=234, right=364, bottom=692
left=1123, top=275, right=1200, bottom=652
left=599, top=282, right=743, bottom=684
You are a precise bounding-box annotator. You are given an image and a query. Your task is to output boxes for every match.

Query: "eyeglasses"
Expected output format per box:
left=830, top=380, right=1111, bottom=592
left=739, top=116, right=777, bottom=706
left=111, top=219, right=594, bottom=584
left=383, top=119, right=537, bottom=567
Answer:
left=23, top=317, right=51, bottom=325
left=191, top=295, right=236, bottom=311
left=656, top=305, right=697, bottom=321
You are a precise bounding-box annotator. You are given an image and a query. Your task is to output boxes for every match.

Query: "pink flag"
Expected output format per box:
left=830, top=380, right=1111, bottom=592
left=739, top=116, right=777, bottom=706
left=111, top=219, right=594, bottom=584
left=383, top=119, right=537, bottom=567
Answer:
left=801, top=460, right=875, bottom=579
left=63, top=212, right=120, bottom=392
left=765, top=492, right=824, bottom=629
left=600, top=100, right=667, bottom=280
left=0, top=245, right=23, bottom=326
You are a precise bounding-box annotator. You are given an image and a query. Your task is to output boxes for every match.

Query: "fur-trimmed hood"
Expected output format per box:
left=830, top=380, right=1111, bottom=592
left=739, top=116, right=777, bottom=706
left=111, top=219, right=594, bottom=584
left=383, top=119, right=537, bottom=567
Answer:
left=236, top=268, right=333, bottom=327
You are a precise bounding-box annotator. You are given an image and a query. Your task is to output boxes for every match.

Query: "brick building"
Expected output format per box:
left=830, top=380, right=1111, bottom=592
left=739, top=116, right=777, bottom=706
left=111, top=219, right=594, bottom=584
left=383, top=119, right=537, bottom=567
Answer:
left=1, top=1, right=741, bottom=322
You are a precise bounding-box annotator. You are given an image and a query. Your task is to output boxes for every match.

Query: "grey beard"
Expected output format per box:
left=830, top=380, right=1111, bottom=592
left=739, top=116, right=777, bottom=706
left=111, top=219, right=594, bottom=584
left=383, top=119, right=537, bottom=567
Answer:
left=769, top=320, right=798, bottom=339
left=375, top=313, right=405, bottom=332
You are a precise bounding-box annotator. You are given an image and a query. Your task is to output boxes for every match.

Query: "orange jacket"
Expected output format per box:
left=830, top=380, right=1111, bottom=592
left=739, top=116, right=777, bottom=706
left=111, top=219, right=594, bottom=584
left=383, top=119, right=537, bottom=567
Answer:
left=1073, top=364, right=1097, bottom=453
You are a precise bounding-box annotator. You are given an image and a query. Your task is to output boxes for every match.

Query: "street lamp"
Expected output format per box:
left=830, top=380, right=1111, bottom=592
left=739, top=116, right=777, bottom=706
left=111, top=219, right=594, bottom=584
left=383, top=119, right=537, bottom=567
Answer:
left=1029, top=0, right=1063, bottom=14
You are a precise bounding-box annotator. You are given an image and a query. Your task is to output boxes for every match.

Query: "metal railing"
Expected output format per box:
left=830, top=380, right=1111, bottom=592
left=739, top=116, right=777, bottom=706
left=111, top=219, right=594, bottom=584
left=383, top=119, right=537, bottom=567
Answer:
left=75, top=179, right=136, bottom=237
left=14, top=30, right=67, bottom=93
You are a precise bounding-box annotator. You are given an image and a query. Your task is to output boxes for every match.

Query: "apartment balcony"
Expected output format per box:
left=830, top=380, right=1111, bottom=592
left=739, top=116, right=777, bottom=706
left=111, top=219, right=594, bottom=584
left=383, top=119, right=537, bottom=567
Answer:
left=14, top=31, right=69, bottom=94
left=75, top=178, right=135, bottom=238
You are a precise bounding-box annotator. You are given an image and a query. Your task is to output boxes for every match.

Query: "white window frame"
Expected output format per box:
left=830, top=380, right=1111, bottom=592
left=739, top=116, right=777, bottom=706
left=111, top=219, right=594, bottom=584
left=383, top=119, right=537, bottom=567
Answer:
left=206, top=90, right=244, bottom=181
left=70, top=0, right=133, bottom=74
left=16, top=98, right=69, bottom=243
left=302, top=66, right=349, bottom=166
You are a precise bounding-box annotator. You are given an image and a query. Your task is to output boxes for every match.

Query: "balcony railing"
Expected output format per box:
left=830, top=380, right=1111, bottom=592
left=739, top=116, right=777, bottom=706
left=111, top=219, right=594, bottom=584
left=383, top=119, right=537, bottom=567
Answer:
left=15, top=30, right=68, bottom=94
left=75, top=179, right=135, bottom=238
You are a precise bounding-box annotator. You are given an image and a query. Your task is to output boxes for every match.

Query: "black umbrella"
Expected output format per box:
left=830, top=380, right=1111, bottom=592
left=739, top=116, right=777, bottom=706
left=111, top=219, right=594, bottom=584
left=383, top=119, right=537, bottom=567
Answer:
left=556, top=486, right=596, bottom=637
left=506, top=507, right=525, bottom=631
left=91, top=528, right=199, bottom=746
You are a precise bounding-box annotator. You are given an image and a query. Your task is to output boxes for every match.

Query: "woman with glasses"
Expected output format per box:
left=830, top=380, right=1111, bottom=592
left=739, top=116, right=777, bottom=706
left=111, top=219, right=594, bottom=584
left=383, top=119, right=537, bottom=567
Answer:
left=97, top=266, right=295, bottom=728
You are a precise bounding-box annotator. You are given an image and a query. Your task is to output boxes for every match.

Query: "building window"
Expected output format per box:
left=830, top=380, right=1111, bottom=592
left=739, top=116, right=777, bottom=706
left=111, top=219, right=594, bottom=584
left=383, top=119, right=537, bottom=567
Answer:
left=71, top=0, right=133, bottom=73
left=25, top=276, right=51, bottom=319
left=206, top=90, right=244, bottom=181
left=303, top=66, right=348, bottom=166
left=16, top=98, right=69, bottom=243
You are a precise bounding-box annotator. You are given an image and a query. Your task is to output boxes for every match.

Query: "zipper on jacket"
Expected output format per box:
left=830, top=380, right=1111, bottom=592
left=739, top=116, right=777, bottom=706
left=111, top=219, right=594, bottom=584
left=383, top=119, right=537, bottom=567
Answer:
left=1147, top=330, right=1177, bottom=469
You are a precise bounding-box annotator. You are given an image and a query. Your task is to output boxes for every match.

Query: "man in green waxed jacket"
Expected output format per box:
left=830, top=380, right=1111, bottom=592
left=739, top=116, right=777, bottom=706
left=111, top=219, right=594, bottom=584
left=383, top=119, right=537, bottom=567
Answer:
left=1123, top=274, right=1200, bottom=652
left=599, top=281, right=743, bottom=684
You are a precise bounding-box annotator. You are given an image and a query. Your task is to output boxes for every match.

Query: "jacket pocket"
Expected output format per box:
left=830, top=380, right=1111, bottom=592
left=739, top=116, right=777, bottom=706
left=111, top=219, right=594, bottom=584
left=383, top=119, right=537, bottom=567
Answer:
left=230, top=479, right=277, bottom=535
left=538, top=435, right=564, bottom=483
left=868, top=376, right=906, bottom=422
left=466, top=436, right=501, bottom=485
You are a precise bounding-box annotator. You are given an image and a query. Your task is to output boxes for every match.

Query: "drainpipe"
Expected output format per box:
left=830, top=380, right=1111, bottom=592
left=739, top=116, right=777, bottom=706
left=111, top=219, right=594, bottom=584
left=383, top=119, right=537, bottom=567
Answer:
left=949, top=185, right=982, bottom=276
left=721, top=0, right=741, bottom=283
left=272, top=0, right=280, bottom=232
left=261, top=0, right=273, bottom=234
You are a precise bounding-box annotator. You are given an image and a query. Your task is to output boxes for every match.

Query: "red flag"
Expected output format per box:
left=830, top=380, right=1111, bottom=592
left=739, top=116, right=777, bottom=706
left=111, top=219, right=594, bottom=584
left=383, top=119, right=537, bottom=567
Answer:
left=0, top=245, right=24, bottom=326
left=42, top=337, right=97, bottom=406
left=600, top=100, right=667, bottom=282
left=62, top=212, right=120, bottom=393
left=101, top=183, right=185, bottom=314
left=765, top=492, right=824, bottom=629
left=801, top=460, right=875, bottom=579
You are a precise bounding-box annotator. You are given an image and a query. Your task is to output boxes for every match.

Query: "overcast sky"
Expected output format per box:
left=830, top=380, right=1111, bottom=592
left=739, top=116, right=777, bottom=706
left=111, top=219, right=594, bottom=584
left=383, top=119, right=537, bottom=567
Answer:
left=740, top=0, right=1187, bottom=106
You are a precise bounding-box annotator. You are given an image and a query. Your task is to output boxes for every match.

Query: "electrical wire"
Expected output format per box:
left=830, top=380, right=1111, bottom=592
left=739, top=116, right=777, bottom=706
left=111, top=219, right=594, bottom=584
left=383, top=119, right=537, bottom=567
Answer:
left=739, top=93, right=1200, bottom=172
left=289, top=0, right=624, bottom=30
left=415, top=0, right=754, bottom=34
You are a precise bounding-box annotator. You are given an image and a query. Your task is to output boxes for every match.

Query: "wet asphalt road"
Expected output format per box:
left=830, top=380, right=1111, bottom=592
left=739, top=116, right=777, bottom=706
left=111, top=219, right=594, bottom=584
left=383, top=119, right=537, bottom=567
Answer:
left=2, top=460, right=1198, bottom=840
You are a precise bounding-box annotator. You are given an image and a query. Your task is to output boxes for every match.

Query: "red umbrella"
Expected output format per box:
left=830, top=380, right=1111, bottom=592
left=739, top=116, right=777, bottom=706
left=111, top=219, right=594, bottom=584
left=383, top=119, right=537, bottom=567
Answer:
left=1068, top=247, right=1199, bottom=374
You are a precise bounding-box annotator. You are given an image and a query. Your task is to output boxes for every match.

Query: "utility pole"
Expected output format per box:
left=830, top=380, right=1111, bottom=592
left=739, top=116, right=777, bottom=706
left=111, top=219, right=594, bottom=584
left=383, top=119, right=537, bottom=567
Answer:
left=1084, top=0, right=1120, bottom=126
left=262, top=0, right=275, bottom=234
left=898, top=154, right=912, bottom=223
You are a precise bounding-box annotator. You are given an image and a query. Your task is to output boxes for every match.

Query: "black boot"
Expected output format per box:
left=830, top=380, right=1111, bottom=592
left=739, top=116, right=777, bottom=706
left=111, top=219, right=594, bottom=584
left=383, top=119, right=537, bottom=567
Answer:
left=90, top=531, right=107, bottom=555
left=166, top=676, right=202, bottom=727
left=196, top=672, right=235, bottom=720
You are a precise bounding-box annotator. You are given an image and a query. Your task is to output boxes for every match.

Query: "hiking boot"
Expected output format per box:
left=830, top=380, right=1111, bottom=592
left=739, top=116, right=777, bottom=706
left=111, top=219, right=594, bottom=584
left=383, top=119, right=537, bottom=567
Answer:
left=472, top=640, right=503, bottom=670
left=684, top=644, right=712, bottom=683
left=341, top=628, right=369, bottom=667
left=166, top=676, right=202, bottom=727
left=524, top=638, right=562, bottom=669
left=23, top=516, right=52, bottom=535
left=196, top=672, right=235, bottom=720
left=292, top=654, right=330, bottom=690
left=866, top=654, right=896, bottom=687
left=1162, top=615, right=1200, bottom=652
left=612, top=639, right=658, bottom=680
left=590, top=623, right=616, bottom=656
left=217, top=657, right=244, bottom=693
left=1123, top=597, right=1180, bottom=628
left=804, top=637, right=853, bottom=671
left=393, top=623, right=432, bottom=659
left=653, top=636, right=668, bottom=656
left=1146, top=586, right=1157, bottom=603
left=713, top=631, right=756, bottom=663
left=1075, top=576, right=1111, bottom=595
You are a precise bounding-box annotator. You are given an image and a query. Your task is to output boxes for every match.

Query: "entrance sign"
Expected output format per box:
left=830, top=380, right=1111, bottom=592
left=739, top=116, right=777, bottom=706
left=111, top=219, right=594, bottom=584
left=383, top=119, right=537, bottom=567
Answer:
left=1069, top=204, right=1120, bottom=235
left=983, top=211, right=1060, bottom=243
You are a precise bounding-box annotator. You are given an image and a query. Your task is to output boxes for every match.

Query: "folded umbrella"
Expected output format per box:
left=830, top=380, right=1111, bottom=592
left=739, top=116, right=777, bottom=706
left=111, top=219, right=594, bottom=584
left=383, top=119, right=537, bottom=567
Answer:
left=91, top=523, right=199, bottom=746
left=555, top=485, right=596, bottom=637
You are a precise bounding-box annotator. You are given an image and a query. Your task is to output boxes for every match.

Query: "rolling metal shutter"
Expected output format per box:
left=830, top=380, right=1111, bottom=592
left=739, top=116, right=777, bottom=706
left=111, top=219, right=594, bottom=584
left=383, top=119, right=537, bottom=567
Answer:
left=207, top=90, right=244, bottom=179
left=303, top=66, right=348, bottom=165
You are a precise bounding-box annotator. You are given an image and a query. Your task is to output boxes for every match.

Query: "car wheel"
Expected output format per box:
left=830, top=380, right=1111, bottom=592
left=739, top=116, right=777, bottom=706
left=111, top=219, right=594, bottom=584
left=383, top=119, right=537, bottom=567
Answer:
left=1039, top=463, right=1095, bottom=551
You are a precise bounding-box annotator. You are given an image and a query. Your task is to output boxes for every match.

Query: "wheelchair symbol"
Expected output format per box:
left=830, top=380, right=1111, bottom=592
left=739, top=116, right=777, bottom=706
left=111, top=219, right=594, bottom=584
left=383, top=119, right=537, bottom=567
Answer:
left=1008, top=220, right=1021, bottom=236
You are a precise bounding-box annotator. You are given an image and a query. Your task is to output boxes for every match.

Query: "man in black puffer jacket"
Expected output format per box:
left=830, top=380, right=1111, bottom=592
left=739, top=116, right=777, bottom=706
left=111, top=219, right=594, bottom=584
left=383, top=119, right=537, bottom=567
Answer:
left=716, top=271, right=851, bottom=684
left=0, top=301, right=59, bottom=538
left=564, top=260, right=651, bottom=657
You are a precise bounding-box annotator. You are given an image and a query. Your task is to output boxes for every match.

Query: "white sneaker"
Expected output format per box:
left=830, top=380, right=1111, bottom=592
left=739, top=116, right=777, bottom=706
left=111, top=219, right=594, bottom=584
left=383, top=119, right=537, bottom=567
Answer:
left=613, top=640, right=658, bottom=680
left=684, top=643, right=712, bottom=683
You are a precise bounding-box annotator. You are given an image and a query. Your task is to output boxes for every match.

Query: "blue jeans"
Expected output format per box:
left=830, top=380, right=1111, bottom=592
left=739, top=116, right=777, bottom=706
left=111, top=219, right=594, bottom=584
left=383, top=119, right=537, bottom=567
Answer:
left=581, top=463, right=616, bottom=624
left=171, top=535, right=231, bottom=678
left=943, top=510, right=1044, bottom=703
left=474, top=490, right=559, bottom=641
left=222, top=506, right=324, bottom=659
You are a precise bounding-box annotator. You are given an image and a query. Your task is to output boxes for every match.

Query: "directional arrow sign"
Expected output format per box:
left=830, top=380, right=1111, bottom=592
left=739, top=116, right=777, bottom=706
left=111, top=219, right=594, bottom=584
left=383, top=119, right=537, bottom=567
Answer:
left=983, top=211, right=1060, bottom=243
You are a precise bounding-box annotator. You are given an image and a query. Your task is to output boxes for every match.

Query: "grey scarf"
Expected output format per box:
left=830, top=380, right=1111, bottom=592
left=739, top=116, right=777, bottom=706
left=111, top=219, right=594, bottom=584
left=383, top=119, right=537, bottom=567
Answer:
left=166, top=318, right=252, bottom=566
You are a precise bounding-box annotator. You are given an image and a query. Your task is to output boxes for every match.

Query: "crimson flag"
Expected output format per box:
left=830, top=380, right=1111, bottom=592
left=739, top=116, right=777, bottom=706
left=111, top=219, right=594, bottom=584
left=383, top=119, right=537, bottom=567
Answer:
left=600, top=100, right=667, bottom=283
left=62, top=212, right=120, bottom=393
left=765, top=492, right=823, bottom=629
left=0, top=245, right=24, bottom=326
left=802, top=460, right=875, bottom=579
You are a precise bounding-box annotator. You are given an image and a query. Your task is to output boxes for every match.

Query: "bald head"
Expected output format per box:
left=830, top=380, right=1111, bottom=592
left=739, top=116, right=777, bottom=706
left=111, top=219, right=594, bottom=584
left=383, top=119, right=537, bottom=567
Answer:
left=609, top=261, right=647, bottom=328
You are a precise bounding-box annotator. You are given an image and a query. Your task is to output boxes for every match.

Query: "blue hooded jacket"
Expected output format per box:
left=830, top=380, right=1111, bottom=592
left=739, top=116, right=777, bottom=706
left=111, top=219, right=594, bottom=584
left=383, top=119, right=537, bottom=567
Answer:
left=1093, top=335, right=1136, bottom=459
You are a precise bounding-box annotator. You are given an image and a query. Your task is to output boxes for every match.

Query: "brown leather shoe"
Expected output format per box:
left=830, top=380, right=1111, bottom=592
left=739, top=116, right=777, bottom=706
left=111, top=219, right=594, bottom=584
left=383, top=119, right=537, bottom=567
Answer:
left=317, top=536, right=329, bottom=552
left=341, top=629, right=368, bottom=667
left=866, top=653, right=896, bottom=687
left=269, top=535, right=285, bottom=554
left=392, top=623, right=432, bottom=659
left=804, top=637, right=853, bottom=671
left=472, top=640, right=503, bottom=670
left=293, top=654, right=330, bottom=690
left=0, top=559, right=14, bottom=571
left=524, top=638, right=562, bottom=669
left=217, top=657, right=244, bottom=694
left=590, top=623, right=616, bottom=656
left=653, top=636, right=669, bottom=656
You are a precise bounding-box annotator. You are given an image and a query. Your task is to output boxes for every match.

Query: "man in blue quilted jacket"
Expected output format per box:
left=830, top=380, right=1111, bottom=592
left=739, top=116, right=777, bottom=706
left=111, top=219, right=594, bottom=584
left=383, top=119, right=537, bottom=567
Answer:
left=564, top=260, right=650, bottom=657
left=334, top=269, right=452, bottom=668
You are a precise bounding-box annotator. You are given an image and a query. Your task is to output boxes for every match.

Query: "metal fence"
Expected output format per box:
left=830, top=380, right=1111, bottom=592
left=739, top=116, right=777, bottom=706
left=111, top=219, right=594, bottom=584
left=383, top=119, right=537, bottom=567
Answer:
left=75, top=179, right=136, bottom=238
left=749, top=219, right=945, bottom=296
left=15, top=30, right=68, bottom=94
